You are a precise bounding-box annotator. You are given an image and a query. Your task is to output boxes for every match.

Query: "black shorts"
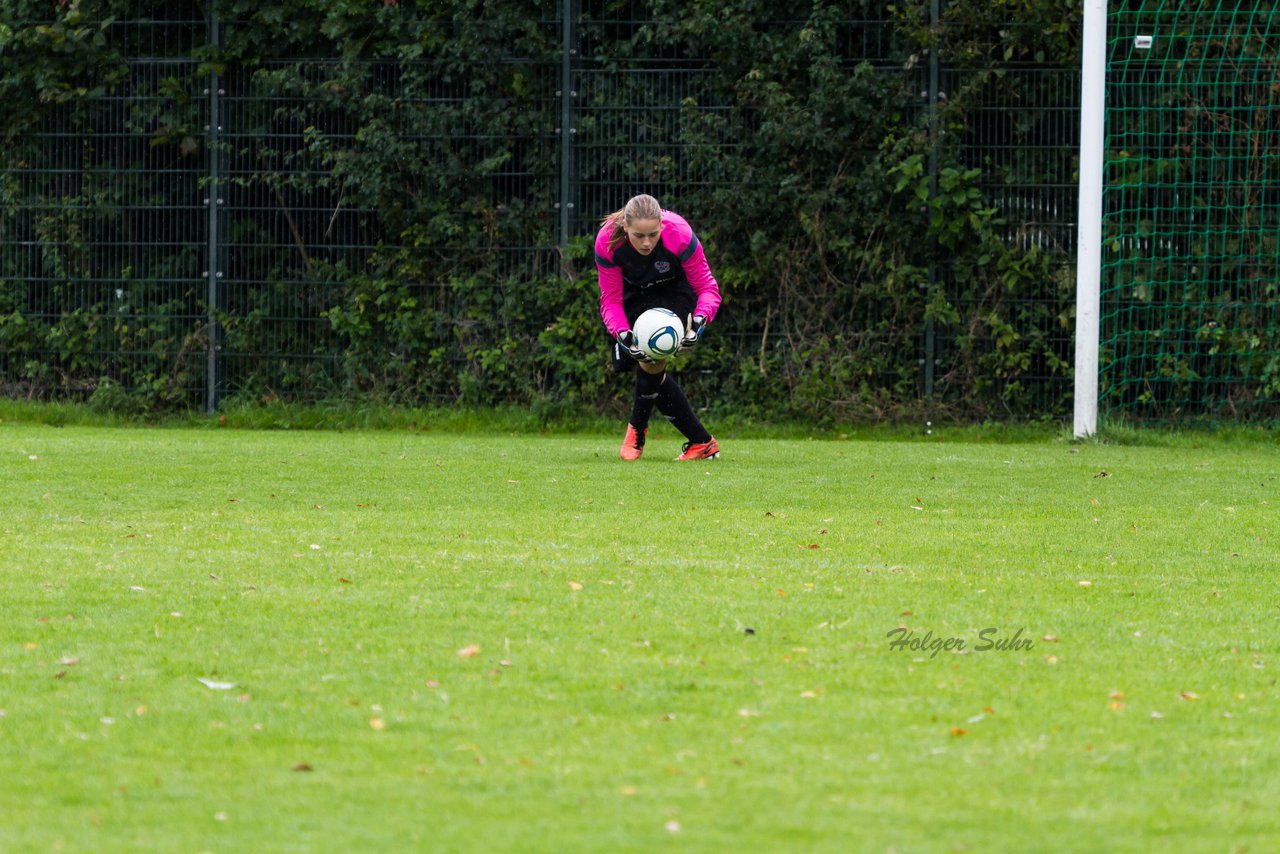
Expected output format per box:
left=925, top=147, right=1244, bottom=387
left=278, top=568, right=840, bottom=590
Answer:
left=610, top=288, right=697, bottom=373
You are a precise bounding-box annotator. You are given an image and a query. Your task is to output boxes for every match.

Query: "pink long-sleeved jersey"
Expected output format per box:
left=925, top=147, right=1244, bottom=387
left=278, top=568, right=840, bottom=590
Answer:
left=594, top=210, right=722, bottom=337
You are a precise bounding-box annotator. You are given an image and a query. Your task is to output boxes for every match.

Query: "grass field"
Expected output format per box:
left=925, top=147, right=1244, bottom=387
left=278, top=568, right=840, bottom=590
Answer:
left=2, top=416, right=1277, bottom=852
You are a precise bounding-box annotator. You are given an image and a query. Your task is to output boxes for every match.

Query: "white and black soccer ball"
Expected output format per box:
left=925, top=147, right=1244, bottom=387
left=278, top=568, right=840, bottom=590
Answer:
left=632, top=308, right=684, bottom=361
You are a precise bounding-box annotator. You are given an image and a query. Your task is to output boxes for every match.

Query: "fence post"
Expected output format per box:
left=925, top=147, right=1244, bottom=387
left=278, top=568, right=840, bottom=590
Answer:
left=558, top=0, right=577, bottom=244
left=205, top=1, right=225, bottom=413
left=923, top=0, right=941, bottom=399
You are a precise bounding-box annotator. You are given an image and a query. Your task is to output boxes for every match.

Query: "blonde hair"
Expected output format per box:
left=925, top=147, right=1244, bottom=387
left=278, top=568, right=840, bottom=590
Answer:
left=602, top=194, right=662, bottom=252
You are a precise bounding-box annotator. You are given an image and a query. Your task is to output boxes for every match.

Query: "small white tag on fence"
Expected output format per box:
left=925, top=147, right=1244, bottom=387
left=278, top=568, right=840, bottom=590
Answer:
left=1134, top=35, right=1154, bottom=50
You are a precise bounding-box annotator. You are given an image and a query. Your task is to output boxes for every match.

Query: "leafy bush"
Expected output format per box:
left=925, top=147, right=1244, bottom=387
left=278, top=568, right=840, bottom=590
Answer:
left=1, top=0, right=1088, bottom=422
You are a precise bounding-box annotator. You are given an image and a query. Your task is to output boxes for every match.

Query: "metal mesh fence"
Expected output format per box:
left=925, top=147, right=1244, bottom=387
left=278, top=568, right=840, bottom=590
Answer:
left=950, top=66, right=1081, bottom=412
left=0, top=20, right=209, bottom=404
left=1, top=7, right=1083, bottom=418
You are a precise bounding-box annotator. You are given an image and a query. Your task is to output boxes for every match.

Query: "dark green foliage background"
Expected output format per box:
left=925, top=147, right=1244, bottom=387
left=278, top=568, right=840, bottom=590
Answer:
left=0, top=0, right=1085, bottom=423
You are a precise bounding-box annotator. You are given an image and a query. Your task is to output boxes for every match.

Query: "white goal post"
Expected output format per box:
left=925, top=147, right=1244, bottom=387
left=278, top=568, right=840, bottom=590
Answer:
left=1075, top=0, right=1105, bottom=440
left=1073, top=0, right=1107, bottom=439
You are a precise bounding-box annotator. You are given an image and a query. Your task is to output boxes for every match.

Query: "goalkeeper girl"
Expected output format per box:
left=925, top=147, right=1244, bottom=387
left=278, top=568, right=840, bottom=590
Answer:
left=594, top=193, right=722, bottom=461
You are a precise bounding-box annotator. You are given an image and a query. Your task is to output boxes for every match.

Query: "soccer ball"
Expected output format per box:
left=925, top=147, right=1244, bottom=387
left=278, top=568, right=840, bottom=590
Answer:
left=633, top=308, right=684, bottom=360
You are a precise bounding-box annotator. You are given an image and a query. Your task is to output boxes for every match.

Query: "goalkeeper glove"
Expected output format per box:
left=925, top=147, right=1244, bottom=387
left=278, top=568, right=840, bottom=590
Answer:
left=617, top=329, right=653, bottom=363
left=680, top=315, right=707, bottom=351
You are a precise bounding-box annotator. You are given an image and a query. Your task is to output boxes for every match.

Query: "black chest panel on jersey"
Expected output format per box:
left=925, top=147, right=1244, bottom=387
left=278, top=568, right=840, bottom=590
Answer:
left=612, top=242, right=686, bottom=292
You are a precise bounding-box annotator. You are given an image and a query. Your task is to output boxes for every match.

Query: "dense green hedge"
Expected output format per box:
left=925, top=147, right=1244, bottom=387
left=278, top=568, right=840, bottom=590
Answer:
left=0, top=0, right=1083, bottom=423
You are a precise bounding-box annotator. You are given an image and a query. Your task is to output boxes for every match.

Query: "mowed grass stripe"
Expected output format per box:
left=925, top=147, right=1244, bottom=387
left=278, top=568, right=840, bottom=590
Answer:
left=1, top=423, right=1277, bottom=852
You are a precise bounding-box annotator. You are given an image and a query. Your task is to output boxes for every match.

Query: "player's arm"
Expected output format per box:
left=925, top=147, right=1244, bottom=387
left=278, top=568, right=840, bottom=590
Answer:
left=596, top=244, right=652, bottom=361
left=667, top=220, right=719, bottom=350
left=595, top=237, right=630, bottom=338
left=596, top=263, right=629, bottom=337
left=678, top=237, right=721, bottom=325
left=665, top=214, right=721, bottom=325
